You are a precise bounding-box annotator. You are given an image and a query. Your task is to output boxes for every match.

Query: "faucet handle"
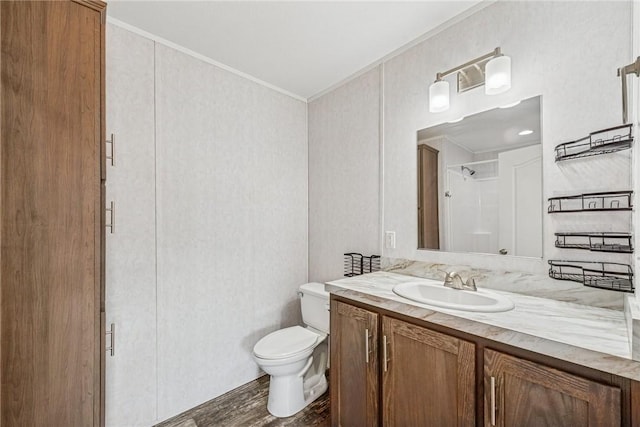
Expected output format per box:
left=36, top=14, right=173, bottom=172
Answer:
left=464, top=276, right=478, bottom=291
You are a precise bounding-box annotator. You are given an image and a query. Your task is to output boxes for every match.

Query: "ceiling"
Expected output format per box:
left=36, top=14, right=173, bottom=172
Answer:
left=107, top=1, right=483, bottom=100
left=417, top=96, right=542, bottom=153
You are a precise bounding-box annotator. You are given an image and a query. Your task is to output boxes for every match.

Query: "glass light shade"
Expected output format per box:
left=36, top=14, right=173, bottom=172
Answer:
left=429, top=80, right=450, bottom=112
left=485, top=55, right=511, bottom=95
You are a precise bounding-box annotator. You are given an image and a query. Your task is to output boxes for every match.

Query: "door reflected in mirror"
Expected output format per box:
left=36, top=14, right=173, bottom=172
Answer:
left=417, top=96, right=542, bottom=257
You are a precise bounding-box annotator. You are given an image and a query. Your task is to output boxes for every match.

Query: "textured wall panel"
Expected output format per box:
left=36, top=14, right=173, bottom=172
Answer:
left=308, top=68, right=381, bottom=282
left=154, top=44, right=308, bottom=420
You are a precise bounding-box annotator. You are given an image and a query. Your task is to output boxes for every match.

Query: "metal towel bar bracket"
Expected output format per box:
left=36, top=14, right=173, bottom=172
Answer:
left=618, top=56, right=640, bottom=124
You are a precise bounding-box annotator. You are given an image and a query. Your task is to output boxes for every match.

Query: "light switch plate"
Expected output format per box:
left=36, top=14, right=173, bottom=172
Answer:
left=385, top=231, right=396, bottom=249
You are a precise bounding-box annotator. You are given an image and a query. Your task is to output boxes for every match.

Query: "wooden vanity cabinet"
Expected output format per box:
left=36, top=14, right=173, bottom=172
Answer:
left=330, top=300, right=380, bottom=426
left=331, top=296, right=632, bottom=427
left=484, top=349, right=621, bottom=427
left=330, top=299, right=475, bottom=426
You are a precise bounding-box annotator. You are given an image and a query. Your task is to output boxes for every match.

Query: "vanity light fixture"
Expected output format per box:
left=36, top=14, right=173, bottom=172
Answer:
left=429, top=80, right=450, bottom=112
left=429, top=47, right=511, bottom=113
left=485, top=54, right=511, bottom=95
left=518, top=129, right=534, bottom=136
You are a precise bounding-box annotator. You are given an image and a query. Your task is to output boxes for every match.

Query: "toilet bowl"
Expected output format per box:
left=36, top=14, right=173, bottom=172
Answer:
left=253, top=283, right=330, bottom=417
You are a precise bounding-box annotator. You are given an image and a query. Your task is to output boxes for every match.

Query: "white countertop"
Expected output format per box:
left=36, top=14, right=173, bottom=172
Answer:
left=327, top=271, right=631, bottom=359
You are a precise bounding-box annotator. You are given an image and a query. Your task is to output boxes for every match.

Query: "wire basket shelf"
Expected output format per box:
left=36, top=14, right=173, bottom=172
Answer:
left=554, top=232, right=633, bottom=253
left=548, top=191, right=633, bottom=213
left=554, top=124, right=633, bottom=161
left=548, top=260, right=634, bottom=293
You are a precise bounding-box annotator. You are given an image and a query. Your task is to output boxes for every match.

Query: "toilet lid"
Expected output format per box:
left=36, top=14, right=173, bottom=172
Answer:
left=254, top=326, right=319, bottom=360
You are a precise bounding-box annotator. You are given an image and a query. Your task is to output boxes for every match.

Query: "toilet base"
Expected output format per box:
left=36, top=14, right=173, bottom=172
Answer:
left=266, top=371, right=328, bottom=418
left=304, top=372, right=328, bottom=404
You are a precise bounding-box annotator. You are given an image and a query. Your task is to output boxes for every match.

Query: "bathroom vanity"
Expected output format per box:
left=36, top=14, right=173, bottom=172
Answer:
left=328, top=272, right=640, bottom=426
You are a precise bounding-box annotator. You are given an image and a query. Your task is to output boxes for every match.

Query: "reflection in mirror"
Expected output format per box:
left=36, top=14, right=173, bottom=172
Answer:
left=417, top=96, right=542, bottom=257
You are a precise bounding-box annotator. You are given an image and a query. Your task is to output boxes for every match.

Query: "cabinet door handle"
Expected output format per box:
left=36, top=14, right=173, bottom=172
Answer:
left=106, top=133, right=115, bottom=167
left=364, top=328, right=370, bottom=364
left=490, top=376, right=496, bottom=426
left=106, top=201, right=115, bottom=234
left=383, top=335, right=390, bottom=372
left=106, top=323, right=115, bottom=357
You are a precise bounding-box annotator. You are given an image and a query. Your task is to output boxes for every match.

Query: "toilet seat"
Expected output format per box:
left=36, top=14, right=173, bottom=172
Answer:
left=254, top=326, right=323, bottom=360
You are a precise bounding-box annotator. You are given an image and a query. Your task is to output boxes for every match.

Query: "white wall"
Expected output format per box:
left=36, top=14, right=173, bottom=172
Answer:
left=106, top=23, right=308, bottom=424
left=155, top=43, right=308, bottom=420
left=308, top=1, right=634, bottom=278
left=308, top=68, right=381, bottom=282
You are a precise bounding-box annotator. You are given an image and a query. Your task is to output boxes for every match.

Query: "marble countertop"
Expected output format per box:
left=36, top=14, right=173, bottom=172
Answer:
left=326, top=271, right=640, bottom=382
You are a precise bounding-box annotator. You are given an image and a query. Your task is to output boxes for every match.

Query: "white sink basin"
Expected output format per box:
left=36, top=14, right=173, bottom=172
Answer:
left=392, top=281, right=514, bottom=313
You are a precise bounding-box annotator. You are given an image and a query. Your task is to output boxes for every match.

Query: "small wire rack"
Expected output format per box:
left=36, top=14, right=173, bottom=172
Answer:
left=554, top=232, right=633, bottom=253
left=548, top=260, right=634, bottom=293
left=554, top=124, right=633, bottom=161
left=344, top=253, right=381, bottom=277
left=547, top=191, right=633, bottom=213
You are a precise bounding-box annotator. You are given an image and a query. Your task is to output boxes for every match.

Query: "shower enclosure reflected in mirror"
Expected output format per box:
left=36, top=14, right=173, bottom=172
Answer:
left=417, top=96, right=542, bottom=257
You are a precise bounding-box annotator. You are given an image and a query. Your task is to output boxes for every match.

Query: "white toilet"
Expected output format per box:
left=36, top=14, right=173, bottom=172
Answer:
left=253, top=282, right=330, bottom=418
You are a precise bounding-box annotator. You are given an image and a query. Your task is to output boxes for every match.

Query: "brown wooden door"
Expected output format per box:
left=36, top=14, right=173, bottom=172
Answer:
left=484, top=349, right=621, bottom=427
left=382, top=316, right=475, bottom=426
left=0, top=1, right=106, bottom=425
left=417, top=144, right=439, bottom=249
left=330, top=300, right=379, bottom=426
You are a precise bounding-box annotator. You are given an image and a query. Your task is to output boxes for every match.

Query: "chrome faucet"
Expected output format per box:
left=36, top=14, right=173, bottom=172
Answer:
left=443, top=271, right=477, bottom=291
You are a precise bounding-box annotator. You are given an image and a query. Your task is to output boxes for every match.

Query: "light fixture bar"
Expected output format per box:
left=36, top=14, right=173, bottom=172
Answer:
left=428, top=47, right=509, bottom=113
left=435, top=47, right=501, bottom=81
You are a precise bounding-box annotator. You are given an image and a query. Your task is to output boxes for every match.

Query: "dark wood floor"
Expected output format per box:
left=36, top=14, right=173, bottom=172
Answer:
left=155, top=375, right=330, bottom=427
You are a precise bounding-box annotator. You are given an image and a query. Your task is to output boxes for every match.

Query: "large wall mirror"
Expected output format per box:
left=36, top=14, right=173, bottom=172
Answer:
left=417, top=96, right=542, bottom=258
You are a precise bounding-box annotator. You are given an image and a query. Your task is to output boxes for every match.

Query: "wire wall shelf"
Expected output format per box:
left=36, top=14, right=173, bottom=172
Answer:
left=554, top=124, right=633, bottom=161
left=547, top=191, right=633, bottom=213
left=344, top=253, right=380, bottom=277
left=554, top=232, right=633, bottom=253
left=548, top=260, right=634, bottom=293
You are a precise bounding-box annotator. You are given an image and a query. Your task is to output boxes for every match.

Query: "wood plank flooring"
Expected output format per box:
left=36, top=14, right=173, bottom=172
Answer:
left=155, top=375, right=330, bottom=427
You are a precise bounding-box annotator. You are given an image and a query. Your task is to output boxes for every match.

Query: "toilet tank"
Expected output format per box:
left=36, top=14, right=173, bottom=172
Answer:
left=299, top=282, right=330, bottom=334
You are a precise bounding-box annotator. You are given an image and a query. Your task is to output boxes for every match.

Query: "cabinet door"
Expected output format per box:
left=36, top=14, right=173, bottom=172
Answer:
left=382, top=317, right=475, bottom=426
left=1, top=1, right=105, bottom=425
left=330, top=300, right=379, bottom=426
left=105, top=22, right=158, bottom=427
left=484, top=349, right=621, bottom=427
